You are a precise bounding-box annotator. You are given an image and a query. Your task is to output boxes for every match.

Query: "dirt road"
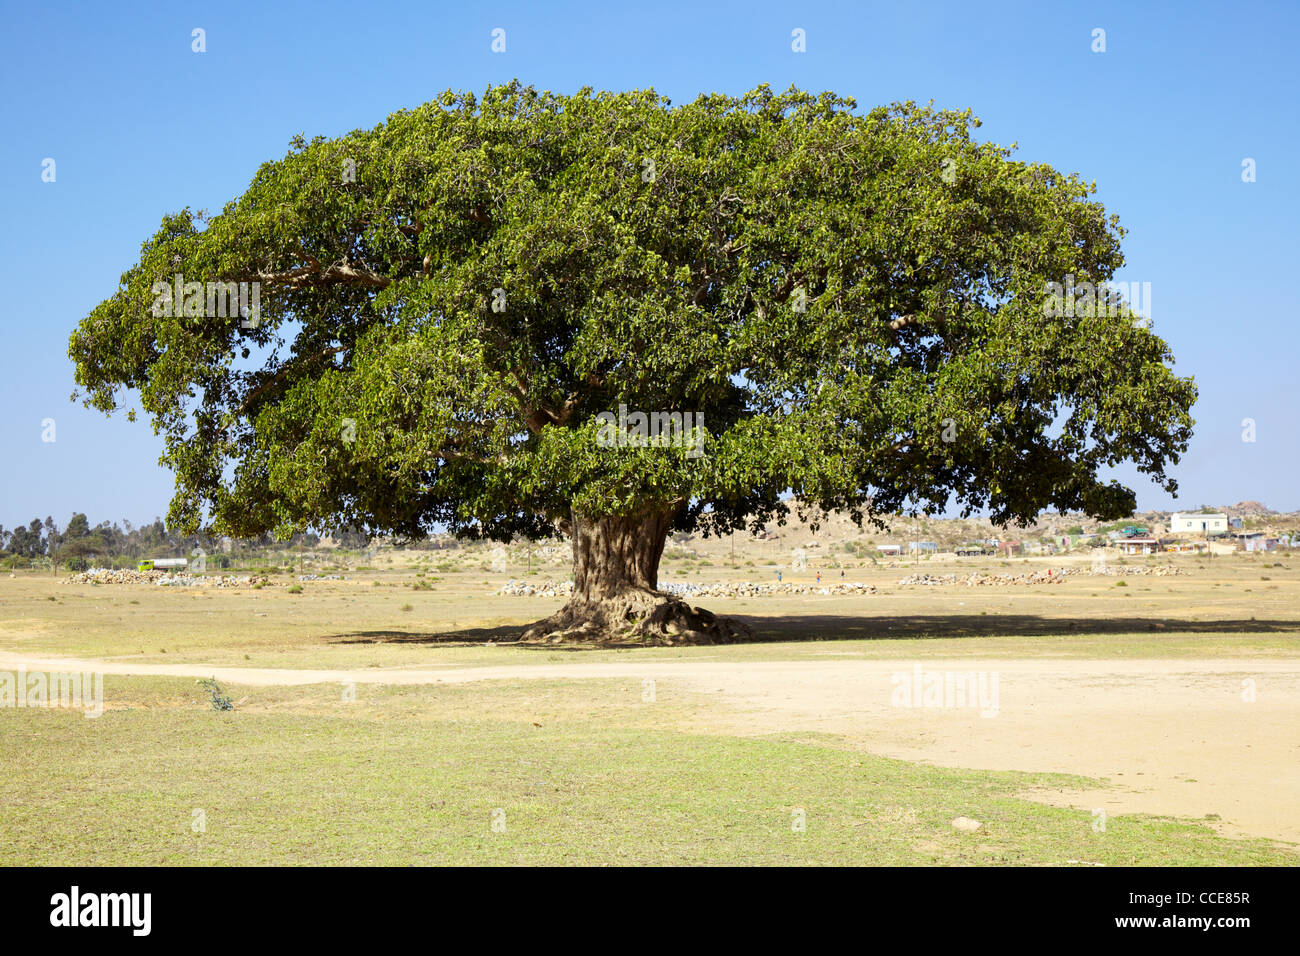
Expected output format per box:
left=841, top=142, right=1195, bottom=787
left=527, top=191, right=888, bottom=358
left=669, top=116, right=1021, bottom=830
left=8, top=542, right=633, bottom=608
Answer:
left=2, top=650, right=1296, bottom=844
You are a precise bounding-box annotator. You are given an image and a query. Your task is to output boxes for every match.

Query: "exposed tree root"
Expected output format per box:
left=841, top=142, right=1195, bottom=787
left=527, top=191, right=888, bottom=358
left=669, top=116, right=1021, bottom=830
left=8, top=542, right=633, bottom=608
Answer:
left=519, top=586, right=752, bottom=645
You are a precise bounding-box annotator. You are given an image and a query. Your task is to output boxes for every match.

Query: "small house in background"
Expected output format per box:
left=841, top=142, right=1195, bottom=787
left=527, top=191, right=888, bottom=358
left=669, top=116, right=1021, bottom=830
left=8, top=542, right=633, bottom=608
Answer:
left=1120, top=537, right=1162, bottom=555
left=996, top=540, right=1022, bottom=557
left=906, top=541, right=938, bottom=553
left=1229, top=517, right=1244, bottom=530
left=1169, top=512, right=1229, bottom=536
left=876, top=544, right=903, bottom=557
left=1236, top=532, right=1279, bottom=552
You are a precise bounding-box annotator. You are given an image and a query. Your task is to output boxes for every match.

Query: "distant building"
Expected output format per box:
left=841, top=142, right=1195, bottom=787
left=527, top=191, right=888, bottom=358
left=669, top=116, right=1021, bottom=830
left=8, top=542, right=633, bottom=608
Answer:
left=1236, top=532, right=1279, bottom=552
left=906, top=541, right=938, bottom=553
left=1169, top=512, right=1229, bottom=536
left=876, top=544, right=903, bottom=557
left=1120, top=537, right=1162, bottom=555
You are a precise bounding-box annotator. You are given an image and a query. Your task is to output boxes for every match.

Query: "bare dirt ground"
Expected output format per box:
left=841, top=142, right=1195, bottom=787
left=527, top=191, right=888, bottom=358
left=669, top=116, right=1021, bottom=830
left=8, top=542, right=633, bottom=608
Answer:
left=2, top=648, right=1295, bottom=845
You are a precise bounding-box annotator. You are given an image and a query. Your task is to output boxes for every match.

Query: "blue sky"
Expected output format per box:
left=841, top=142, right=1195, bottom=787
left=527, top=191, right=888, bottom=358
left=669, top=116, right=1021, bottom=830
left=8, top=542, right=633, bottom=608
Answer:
left=2, top=0, right=1297, bottom=529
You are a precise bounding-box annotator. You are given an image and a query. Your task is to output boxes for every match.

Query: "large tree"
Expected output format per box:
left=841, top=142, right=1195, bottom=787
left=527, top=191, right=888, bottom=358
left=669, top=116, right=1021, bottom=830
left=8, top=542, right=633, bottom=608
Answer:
left=70, top=83, right=1195, bottom=642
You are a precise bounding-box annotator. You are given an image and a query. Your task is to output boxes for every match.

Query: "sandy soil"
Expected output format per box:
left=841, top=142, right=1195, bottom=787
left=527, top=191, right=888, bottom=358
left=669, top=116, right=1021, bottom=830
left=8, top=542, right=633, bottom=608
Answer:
left=2, top=649, right=1296, bottom=845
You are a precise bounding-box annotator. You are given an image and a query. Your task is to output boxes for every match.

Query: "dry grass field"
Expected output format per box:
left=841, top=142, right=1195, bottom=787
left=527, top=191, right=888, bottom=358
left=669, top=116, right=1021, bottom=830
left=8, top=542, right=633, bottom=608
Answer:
left=1, top=550, right=1297, bottom=864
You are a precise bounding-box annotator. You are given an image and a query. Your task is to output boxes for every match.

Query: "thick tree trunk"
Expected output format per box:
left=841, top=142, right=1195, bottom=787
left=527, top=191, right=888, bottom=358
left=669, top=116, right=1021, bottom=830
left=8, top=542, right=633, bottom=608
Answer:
left=520, top=508, right=751, bottom=645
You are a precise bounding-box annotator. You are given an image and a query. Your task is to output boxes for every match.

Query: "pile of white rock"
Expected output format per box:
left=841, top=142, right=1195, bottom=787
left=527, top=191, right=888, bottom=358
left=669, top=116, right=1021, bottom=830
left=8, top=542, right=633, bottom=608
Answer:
left=897, top=571, right=1068, bottom=586
left=897, top=565, right=1186, bottom=586
left=496, top=580, right=574, bottom=597
left=66, top=567, right=269, bottom=588
left=66, top=567, right=164, bottom=585
left=496, top=579, right=877, bottom=599
left=156, top=573, right=267, bottom=588
left=660, top=581, right=877, bottom=598
left=154, top=574, right=204, bottom=587
left=1087, top=565, right=1185, bottom=576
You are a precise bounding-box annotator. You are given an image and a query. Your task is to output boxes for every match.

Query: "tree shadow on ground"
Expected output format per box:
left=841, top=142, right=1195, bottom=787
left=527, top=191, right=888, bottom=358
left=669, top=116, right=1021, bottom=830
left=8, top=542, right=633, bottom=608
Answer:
left=329, top=614, right=1300, bottom=649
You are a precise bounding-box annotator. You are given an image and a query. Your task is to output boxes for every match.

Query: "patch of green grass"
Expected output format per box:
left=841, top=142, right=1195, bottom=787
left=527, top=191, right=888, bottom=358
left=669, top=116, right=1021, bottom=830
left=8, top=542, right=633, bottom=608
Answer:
left=0, top=676, right=1291, bottom=866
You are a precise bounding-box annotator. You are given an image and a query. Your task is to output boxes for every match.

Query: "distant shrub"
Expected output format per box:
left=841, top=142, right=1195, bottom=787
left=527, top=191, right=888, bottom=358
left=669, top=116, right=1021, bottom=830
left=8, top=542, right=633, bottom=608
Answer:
left=198, top=678, right=233, bottom=711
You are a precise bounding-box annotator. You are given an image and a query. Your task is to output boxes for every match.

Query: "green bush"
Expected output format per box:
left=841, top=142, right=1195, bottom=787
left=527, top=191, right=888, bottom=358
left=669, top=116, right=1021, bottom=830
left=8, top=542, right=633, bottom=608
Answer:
left=198, top=678, right=234, bottom=711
